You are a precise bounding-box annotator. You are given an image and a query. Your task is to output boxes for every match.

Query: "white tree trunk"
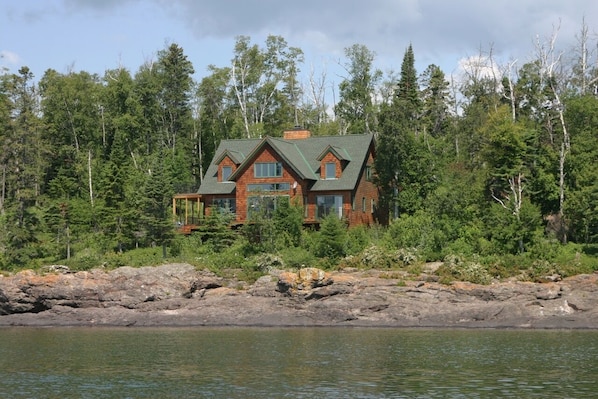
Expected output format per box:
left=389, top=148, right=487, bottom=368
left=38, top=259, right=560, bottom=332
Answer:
left=88, top=149, right=94, bottom=208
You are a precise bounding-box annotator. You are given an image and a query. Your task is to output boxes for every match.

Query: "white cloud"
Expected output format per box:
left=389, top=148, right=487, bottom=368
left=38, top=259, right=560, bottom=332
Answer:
left=1, top=50, right=21, bottom=65
left=5, top=0, right=598, bottom=80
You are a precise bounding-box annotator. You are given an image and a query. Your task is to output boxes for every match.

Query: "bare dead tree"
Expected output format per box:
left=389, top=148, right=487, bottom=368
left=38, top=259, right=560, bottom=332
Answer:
left=306, top=63, right=328, bottom=126
left=534, top=22, right=570, bottom=242
left=572, top=17, right=598, bottom=95
left=501, top=59, right=519, bottom=122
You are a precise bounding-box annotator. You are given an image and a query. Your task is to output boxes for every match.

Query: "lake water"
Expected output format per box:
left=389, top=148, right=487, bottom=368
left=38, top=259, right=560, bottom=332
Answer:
left=0, top=327, right=596, bottom=398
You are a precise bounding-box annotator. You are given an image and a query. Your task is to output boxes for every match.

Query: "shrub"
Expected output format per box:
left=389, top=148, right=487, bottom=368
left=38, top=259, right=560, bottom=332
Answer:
left=437, top=254, right=492, bottom=285
left=355, top=245, right=393, bottom=269
left=346, top=225, right=371, bottom=255
left=255, top=253, right=284, bottom=273
left=279, top=246, right=317, bottom=269
left=383, top=210, right=444, bottom=259
left=314, top=214, right=348, bottom=259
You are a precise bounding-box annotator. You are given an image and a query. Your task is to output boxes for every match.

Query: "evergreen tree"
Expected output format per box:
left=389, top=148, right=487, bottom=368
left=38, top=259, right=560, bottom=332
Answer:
left=420, top=64, right=451, bottom=137
left=396, top=44, right=421, bottom=132
left=0, top=67, right=47, bottom=266
left=564, top=96, right=598, bottom=243
left=98, top=130, right=136, bottom=252
left=315, top=214, right=347, bottom=260
left=141, top=152, right=175, bottom=257
left=195, top=209, right=236, bottom=252
left=156, top=43, right=195, bottom=152
left=374, top=45, right=435, bottom=222
left=273, top=197, right=303, bottom=247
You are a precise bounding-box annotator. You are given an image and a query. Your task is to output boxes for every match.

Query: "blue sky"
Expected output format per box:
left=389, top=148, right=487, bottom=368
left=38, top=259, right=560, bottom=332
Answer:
left=2, top=0, right=598, bottom=85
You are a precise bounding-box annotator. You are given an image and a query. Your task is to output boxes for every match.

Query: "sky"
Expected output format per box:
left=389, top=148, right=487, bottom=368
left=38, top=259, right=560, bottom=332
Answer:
left=2, top=0, right=598, bottom=87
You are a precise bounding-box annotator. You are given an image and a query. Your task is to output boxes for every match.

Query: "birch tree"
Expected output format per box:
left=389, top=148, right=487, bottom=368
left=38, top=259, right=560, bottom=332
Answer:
left=230, top=35, right=303, bottom=138
left=534, top=26, right=571, bottom=242
left=334, top=44, right=381, bottom=135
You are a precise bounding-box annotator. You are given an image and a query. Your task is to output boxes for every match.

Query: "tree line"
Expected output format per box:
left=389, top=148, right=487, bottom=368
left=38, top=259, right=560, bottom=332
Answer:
left=1, top=24, right=597, bottom=271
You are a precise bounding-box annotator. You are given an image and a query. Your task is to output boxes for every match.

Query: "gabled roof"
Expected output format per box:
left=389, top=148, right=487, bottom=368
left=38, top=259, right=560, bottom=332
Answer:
left=317, top=145, right=352, bottom=162
left=214, top=149, right=246, bottom=165
left=228, top=137, right=318, bottom=181
left=198, top=133, right=375, bottom=195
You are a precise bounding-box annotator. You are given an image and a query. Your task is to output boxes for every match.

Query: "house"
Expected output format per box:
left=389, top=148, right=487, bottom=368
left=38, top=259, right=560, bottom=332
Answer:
left=173, top=128, right=379, bottom=231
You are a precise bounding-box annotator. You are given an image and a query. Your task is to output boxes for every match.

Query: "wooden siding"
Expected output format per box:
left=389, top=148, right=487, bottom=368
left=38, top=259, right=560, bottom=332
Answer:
left=218, top=156, right=237, bottom=181
left=319, top=152, right=342, bottom=180
left=234, top=144, right=305, bottom=223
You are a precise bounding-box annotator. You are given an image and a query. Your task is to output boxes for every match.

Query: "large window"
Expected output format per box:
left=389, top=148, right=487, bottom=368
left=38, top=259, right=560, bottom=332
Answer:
left=247, top=183, right=290, bottom=192
left=248, top=195, right=289, bottom=217
left=221, top=166, right=232, bottom=181
left=316, top=195, right=343, bottom=219
left=325, top=162, right=336, bottom=179
left=212, top=198, right=236, bottom=215
left=254, top=162, right=282, bottom=178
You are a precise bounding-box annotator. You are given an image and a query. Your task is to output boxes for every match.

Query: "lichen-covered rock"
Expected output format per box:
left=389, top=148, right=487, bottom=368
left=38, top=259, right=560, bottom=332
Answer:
left=1, top=265, right=598, bottom=329
left=276, top=267, right=332, bottom=295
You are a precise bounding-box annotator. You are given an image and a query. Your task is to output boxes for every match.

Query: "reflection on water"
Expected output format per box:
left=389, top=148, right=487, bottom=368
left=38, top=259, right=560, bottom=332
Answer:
left=0, top=327, right=597, bottom=398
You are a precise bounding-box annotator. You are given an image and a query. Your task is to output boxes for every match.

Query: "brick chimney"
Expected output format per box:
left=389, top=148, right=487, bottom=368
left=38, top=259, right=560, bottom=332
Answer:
left=283, top=126, right=311, bottom=140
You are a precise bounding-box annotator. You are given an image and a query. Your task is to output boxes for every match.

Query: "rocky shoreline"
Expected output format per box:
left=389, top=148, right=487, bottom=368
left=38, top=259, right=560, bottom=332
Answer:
left=1, top=263, right=598, bottom=329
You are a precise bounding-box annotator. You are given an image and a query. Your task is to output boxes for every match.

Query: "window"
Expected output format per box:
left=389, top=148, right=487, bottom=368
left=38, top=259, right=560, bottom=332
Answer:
left=221, top=166, right=232, bottom=181
left=304, top=196, right=308, bottom=218
left=371, top=199, right=376, bottom=214
left=248, top=183, right=290, bottom=192
left=247, top=195, right=289, bottom=217
left=325, top=162, right=336, bottom=179
left=365, top=165, right=372, bottom=181
left=316, top=195, right=343, bottom=219
left=362, top=197, right=366, bottom=212
left=254, top=162, right=282, bottom=178
left=212, top=198, right=236, bottom=215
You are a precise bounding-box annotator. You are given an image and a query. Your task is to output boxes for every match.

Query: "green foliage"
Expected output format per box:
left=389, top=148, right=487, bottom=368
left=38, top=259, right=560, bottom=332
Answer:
left=334, top=44, right=381, bottom=135
left=346, top=225, right=371, bottom=255
left=241, top=196, right=304, bottom=254
left=140, top=152, right=175, bottom=256
left=272, top=197, right=303, bottom=247
left=1, top=37, right=598, bottom=278
left=195, top=209, right=236, bottom=252
left=437, top=254, right=493, bottom=285
left=483, top=199, right=543, bottom=255
left=279, top=245, right=317, bottom=269
left=241, top=198, right=278, bottom=254
left=383, top=210, right=444, bottom=260
left=314, top=214, right=348, bottom=261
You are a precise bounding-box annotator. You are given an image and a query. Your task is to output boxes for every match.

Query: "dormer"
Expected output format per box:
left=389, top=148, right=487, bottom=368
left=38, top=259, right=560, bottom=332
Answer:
left=214, top=149, right=245, bottom=182
left=317, top=145, right=351, bottom=180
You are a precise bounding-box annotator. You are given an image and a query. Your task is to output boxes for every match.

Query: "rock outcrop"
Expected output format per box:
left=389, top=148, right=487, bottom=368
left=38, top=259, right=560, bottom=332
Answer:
left=1, top=264, right=597, bottom=328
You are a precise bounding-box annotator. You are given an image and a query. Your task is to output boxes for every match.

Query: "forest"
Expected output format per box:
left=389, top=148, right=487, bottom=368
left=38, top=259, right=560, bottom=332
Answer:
left=1, top=25, right=597, bottom=282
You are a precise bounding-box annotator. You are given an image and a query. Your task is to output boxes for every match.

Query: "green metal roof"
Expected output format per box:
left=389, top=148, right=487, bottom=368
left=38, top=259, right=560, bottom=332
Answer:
left=197, top=133, right=375, bottom=195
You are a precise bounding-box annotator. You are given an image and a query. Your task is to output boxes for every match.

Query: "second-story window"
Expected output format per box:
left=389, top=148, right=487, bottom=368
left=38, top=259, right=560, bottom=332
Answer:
left=254, top=162, right=283, bottom=178
left=365, top=165, right=372, bottom=181
left=222, top=166, right=232, bottom=181
left=325, top=162, right=336, bottom=179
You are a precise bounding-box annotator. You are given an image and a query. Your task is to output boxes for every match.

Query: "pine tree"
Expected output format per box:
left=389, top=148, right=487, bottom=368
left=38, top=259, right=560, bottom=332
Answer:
left=315, top=214, right=347, bottom=260
left=374, top=45, right=434, bottom=222
left=141, top=152, right=175, bottom=257
left=0, top=67, right=47, bottom=266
